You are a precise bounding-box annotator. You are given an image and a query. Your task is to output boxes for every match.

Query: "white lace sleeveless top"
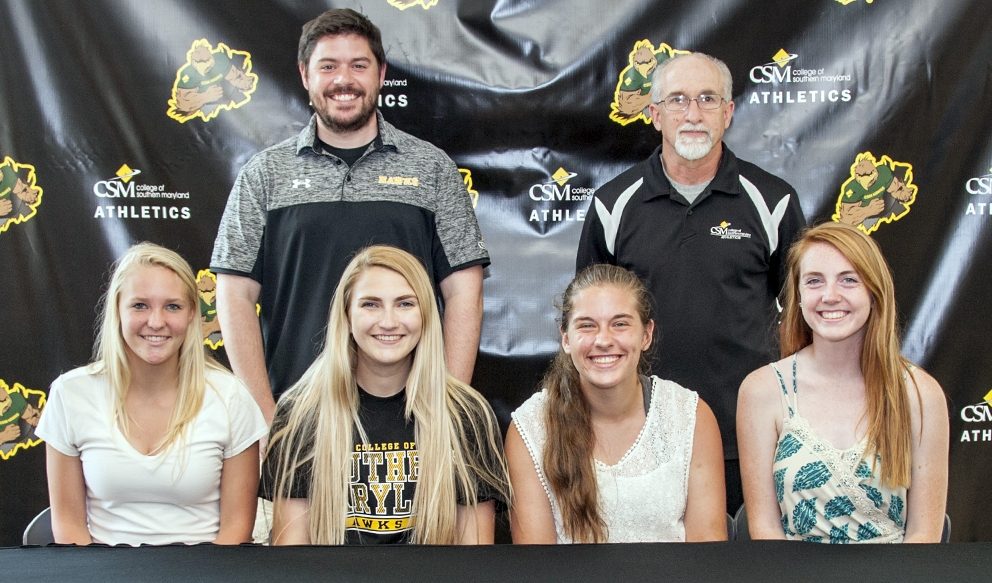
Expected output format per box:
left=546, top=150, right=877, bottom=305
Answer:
left=511, top=376, right=698, bottom=542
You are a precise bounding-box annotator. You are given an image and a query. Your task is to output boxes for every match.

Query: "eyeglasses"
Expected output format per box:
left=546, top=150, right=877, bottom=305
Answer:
left=660, top=94, right=725, bottom=112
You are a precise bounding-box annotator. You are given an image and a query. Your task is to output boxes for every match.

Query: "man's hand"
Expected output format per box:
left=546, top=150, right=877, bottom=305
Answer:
left=440, top=266, right=484, bottom=385
left=216, top=274, right=276, bottom=425
left=0, top=198, right=12, bottom=217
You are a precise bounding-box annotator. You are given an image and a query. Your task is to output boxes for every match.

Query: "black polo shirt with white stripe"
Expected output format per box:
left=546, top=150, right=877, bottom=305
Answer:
left=577, top=144, right=805, bottom=458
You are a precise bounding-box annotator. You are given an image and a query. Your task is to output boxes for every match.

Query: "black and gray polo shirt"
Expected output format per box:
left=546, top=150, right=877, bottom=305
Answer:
left=211, top=113, right=488, bottom=396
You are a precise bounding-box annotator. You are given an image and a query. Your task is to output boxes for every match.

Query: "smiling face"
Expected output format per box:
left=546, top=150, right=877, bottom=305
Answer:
left=349, top=266, right=424, bottom=378
left=300, top=33, right=385, bottom=140
left=562, top=284, right=654, bottom=397
left=649, top=55, right=734, bottom=164
left=798, top=242, right=873, bottom=345
left=118, top=265, right=194, bottom=371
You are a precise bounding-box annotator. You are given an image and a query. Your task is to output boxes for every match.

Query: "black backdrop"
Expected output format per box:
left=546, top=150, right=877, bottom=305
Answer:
left=2, top=0, right=991, bottom=545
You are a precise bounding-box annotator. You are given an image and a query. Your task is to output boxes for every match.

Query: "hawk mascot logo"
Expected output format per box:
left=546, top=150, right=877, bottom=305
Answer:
left=0, top=157, right=43, bottom=234
left=833, top=153, right=916, bottom=234
left=610, top=41, right=688, bottom=126
left=1, top=380, right=45, bottom=460
left=168, top=40, right=258, bottom=122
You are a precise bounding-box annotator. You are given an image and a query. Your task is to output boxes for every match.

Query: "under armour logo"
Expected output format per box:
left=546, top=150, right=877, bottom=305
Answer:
left=292, top=179, right=311, bottom=189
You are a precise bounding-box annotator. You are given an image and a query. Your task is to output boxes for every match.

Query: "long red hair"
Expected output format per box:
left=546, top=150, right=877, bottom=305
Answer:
left=780, top=222, right=914, bottom=487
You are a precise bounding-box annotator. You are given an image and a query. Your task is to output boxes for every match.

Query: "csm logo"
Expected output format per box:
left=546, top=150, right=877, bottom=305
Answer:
left=746, top=49, right=852, bottom=105
left=709, top=221, right=751, bottom=240
left=964, top=169, right=992, bottom=215
left=959, top=395, right=992, bottom=443
left=750, top=50, right=798, bottom=84
left=528, top=167, right=594, bottom=223
left=529, top=168, right=594, bottom=202
left=94, top=164, right=141, bottom=198
left=961, top=402, right=992, bottom=423
left=965, top=172, right=992, bottom=195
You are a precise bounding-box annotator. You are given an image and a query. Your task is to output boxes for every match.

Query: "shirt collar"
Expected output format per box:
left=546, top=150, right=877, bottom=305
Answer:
left=295, top=110, right=396, bottom=155
left=643, top=143, right=742, bottom=201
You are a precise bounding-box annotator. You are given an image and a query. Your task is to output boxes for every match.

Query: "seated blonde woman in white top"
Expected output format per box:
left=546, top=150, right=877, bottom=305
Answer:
left=37, top=243, right=266, bottom=545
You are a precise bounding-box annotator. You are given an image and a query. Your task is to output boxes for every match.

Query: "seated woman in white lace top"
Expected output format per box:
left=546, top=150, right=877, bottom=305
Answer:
left=737, top=222, right=948, bottom=542
left=506, top=264, right=726, bottom=543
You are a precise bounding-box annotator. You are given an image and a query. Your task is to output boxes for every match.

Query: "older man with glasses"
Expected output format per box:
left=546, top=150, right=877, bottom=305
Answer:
left=576, top=52, right=806, bottom=514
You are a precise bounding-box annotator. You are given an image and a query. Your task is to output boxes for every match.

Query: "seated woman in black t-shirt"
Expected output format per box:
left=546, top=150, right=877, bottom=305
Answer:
left=261, top=245, right=511, bottom=544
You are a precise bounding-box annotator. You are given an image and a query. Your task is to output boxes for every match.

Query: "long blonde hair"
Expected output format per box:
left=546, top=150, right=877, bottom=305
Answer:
left=265, top=245, right=510, bottom=544
left=780, top=222, right=915, bottom=487
left=540, top=264, right=653, bottom=543
left=90, top=242, right=215, bottom=456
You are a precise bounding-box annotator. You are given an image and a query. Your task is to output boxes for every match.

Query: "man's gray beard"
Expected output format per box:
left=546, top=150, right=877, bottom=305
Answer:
left=674, top=136, right=713, bottom=161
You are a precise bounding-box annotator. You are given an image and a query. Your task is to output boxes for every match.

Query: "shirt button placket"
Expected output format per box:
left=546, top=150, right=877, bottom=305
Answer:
left=681, top=205, right=694, bottom=242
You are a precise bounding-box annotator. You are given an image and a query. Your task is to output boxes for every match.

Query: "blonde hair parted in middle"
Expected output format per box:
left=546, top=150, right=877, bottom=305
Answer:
left=780, top=221, right=915, bottom=488
left=90, top=242, right=216, bottom=458
left=265, top=245, right=510, bottom=544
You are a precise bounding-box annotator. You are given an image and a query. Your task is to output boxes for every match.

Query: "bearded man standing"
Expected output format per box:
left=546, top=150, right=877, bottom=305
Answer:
left=576, top=53, right=805, bottom=513
left=211, top=9, right=488, bottom=424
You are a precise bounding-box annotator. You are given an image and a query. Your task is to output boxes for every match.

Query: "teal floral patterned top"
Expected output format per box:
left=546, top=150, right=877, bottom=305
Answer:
left=771, top=355, right=906, bottom=543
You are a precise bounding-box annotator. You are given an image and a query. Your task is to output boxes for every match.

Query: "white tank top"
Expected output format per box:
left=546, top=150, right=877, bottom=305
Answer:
left=511, top=376, right=698, bottom=542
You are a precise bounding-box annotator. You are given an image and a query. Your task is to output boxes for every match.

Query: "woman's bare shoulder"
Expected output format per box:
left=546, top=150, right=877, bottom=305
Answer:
left=739, top=358, right=790, bottom=397
left=905, top=364, right=948, bottom=417
left=906, top=365, right=944, bottom=396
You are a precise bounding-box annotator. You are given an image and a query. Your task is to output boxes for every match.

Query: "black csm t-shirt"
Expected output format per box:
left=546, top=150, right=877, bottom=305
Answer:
left=347, top=387, right=418, bottom=543
left=261, top=387, right=505, bottom=544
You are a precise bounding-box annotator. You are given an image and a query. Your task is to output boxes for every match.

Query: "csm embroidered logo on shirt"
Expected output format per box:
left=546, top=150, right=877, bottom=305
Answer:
left=379, top=175, right=419, bottom=186
left=710, top=221, right=752, bottom=240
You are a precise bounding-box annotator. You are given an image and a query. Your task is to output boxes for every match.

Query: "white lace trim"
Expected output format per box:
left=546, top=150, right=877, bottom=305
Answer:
left=511, top=377, right=697, bottom=543
left=783, top=415, right=899, bottom=539
left=772, top=359, right=905, bottom=543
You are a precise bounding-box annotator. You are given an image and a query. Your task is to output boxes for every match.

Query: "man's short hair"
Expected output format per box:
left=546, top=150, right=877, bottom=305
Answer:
left=650, top=53, right=733, bottom=104
left=298, top=8, right=386, bottom=70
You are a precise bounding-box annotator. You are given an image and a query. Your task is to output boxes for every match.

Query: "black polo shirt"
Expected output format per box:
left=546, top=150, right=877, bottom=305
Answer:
left=577, top=144, right=805, bottom=458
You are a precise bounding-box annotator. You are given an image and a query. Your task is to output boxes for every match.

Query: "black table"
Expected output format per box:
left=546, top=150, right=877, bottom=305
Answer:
left=5, top=541, right=992, bottom=582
